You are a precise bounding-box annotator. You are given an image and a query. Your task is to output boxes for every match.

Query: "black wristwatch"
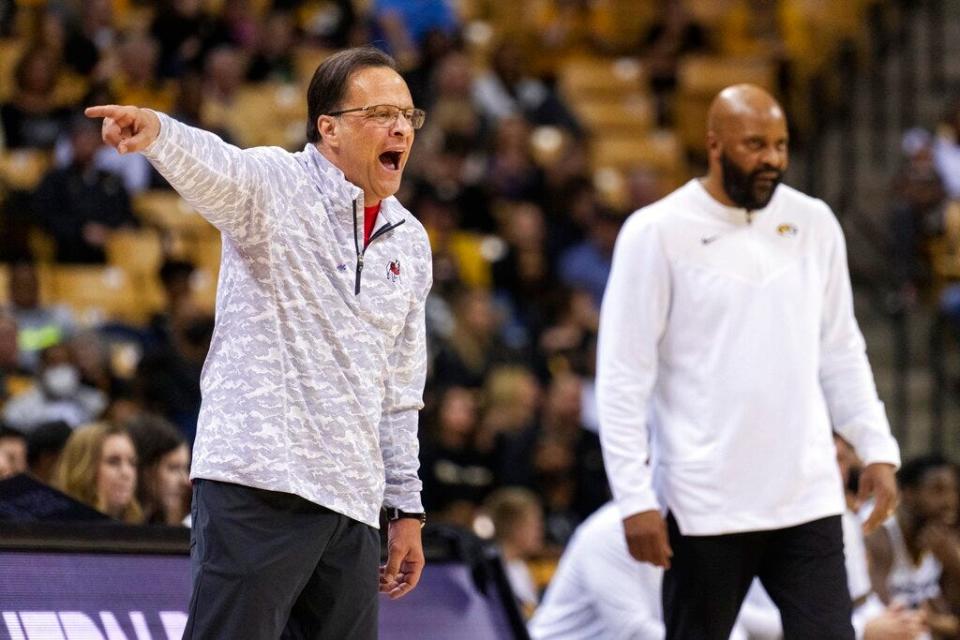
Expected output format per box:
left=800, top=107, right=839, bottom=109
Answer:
left=384, top=507, right=426, bottom=527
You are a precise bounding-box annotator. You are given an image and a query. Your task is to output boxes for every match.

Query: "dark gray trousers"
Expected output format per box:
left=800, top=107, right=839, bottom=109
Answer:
left=183, top=479, right=380, bottom=640
left=662, top=513, right=855, bottom=640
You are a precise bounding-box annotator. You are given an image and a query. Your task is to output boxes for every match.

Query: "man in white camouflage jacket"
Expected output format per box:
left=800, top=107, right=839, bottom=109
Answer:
left=87, top=46, right=432, bottom=639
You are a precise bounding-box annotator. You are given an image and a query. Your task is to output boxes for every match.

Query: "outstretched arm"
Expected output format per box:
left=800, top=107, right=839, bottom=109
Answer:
left=85, top=104, right=271, bottom=243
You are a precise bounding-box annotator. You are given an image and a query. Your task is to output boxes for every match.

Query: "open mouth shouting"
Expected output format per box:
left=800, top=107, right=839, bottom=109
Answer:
left=379, top=150, right=403, bottom=171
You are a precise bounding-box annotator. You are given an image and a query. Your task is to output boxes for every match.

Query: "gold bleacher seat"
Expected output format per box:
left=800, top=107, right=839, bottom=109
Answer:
left=0, top=149, right=52, bottom=191
left=573, top=95, right=655, bottom=137
left=293, top=46, right=333, bottom=90
left=590, top=129, right=685, bottom=178
left=0, top=37, right=24, bottom=102
left=559, top=55, right=647, bottom=103
left=48, top=265, right=151, bottom=326
left=0, top=263, right=8, bottom=306
left=105, top=228, right=163, bottom=278
left=232, top=82, right=308, bottom=149
left=132, top=190, right=216, bottom=239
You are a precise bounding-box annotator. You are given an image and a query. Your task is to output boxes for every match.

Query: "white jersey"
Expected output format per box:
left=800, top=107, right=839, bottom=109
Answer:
left=882, top=517, right=942, bottom=608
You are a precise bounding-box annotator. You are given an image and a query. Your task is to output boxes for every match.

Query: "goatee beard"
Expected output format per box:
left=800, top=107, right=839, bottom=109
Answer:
left=721, top=153, right=783, bottom=211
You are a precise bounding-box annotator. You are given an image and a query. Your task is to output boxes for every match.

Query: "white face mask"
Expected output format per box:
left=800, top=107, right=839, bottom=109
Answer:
left=42, top=364, right=80, bottom=398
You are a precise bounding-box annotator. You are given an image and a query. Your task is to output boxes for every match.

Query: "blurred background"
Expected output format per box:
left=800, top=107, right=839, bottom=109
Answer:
left=1, top=0, right=960, bottom=621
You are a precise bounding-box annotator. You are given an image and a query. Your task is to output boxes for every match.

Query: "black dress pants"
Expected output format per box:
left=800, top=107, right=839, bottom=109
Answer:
left=662, top=513, right=854, bottom=640
left=183, top=479, right=380, bottom=640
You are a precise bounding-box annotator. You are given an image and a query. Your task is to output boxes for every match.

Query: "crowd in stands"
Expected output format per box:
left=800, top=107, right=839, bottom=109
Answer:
left=3, top=0, right=960, bottom=632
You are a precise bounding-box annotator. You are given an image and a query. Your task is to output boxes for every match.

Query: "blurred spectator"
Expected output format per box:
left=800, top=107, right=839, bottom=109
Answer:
left=935, top=98, right=960, bottom=199
left=419, top=385, right=496, bottom=526
left=4, top=261, right=75, bottom=373
left=0, top=45, right=70, bottom=149
left=68, top=330, right=135, bottom=420
left=414, top=181, right=491, bottom=294
left=0, top=0, right=14, bottom=38
left=0, top=313, right=31, bottom=402
left=3, top=343, right=107, bottom=433
left=150, top=0, right=231, bottom=79
left=219, top=0, right=259, bottom=52
left=135, top=311, right=213, bottom=443
left=0, top=425, right=27, bottom=478
left=639, top=0, right=710, bottom=125
left=294, top=0, right=358, bottom=49
left=370, top=0, right=459, bottom=71
left=127, top=414, right=190, bottom=526
left=26, top=419, right=72, bottom=484
left=110, top=33, right=176, bottom=114
left=866, top=455, right=960, bottom=636
left=432, top=288, right=514, bottom=389
left=32, top=115, right=137, bottom=263
left=889, top=129, right=946, bottom=307
left=200, top=46, right=248, bottom=143
left=557, top=208, right=622, bottom=308
left=246, top=10, right=297, bottom=83
left=486, top=117, right=546, bottom=202
left=483, top=486, right=545, bottom=616
left=147, top=258, right=199, bottom=348
left=528, top=502, right=665, bottom=639
left=492, top=202, right=554, bottom=346
left=472, top=40, right=582, bottom=136
left=54, top=421, right=141, bottom=523
left=63, top=0, right=116, bottom=77
left=480, top=365, right=542, bottom=453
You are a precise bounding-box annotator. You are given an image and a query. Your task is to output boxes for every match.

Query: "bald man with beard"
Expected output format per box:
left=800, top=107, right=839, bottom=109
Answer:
left=596, top=85, right=902, bottom=639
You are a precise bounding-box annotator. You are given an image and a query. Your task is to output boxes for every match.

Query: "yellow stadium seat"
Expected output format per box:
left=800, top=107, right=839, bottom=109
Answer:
left=559, top=55, right=647, bottom=102
left=591, top=130, right=685, bottom=178
left=132, top=190, right=216, bottom=239
left=105, top=228, right=164, bottom=277
left=573, top=95, right=655, bottom=136
left=0, top=37, right=24, bottom=102
left=0, top=149, right=52, bottom=191
left=48, top=265, right=148, bottom=326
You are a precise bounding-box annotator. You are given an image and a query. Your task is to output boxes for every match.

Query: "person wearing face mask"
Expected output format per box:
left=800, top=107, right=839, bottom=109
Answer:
left=85, top=46, right=431, bottom=639
left=54, top=422, right=142, bottom=523
left=2, top=344, right=107, bottom=433
left=126, top=414, right=191, bottom=526
left=596, top=84, right=900, bottom=639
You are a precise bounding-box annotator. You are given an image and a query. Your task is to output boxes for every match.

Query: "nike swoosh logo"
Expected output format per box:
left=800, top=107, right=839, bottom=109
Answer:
left=701, top=234, right=721, bottom=245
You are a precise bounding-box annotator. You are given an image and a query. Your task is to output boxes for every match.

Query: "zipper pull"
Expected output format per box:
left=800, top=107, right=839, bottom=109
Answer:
left=355, top=253, right=364, bottom=295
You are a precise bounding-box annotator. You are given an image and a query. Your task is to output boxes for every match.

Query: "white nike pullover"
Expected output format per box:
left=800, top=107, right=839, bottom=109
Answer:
left=597, top=179, right=900, bottom=535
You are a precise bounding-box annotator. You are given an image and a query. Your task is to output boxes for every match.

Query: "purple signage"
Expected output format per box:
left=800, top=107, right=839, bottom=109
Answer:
left=0, top=551, right=519, bottom=639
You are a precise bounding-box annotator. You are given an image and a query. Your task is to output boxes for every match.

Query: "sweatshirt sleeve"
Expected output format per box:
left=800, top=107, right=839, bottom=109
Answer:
left=818, top=206, right=901, bottom=468
left=596, top=213, right=672, bottom=519
left=141, top=111, right=272, bottom=244
left=378, top=232, right=432, bottom=513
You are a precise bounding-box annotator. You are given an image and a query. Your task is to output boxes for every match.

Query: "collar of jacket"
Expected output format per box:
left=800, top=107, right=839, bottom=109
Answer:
left=297, top=142, right=407, bottom=231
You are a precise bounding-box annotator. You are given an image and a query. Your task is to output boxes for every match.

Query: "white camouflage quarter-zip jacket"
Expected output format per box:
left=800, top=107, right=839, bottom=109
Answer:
left=143, top=112, right=431, bottom=527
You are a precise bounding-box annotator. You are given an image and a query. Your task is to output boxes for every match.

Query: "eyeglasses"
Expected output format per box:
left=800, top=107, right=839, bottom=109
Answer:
left=327, top=104, right=426, bottom=130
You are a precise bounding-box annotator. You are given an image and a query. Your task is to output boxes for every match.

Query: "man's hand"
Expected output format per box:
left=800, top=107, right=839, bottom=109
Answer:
left=860, top=463, right=899, bottom=534
left=622, top=510, right=673, bottom=569
left=863, top=602, right=926, bottom=640
left=84, top=105, right=160, bottom=155
left=379, top=518, right=424, bottom=599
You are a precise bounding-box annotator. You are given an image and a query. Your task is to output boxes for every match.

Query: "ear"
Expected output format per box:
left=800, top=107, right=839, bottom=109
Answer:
left=317, top=115, right=338, bottom=147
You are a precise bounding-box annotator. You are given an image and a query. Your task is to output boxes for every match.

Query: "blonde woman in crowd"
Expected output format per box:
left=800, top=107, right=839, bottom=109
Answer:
left=54, top=422, right=141, bottom=523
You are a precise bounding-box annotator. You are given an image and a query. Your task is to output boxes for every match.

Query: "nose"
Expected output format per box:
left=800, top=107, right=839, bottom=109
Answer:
left=391, top=112, right=414, bottom=136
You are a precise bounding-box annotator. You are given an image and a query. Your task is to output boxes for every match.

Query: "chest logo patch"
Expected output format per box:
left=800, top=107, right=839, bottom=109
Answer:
left=777, top=223, right=798, bottom=237
left=386, top=259, right=401, bottom=283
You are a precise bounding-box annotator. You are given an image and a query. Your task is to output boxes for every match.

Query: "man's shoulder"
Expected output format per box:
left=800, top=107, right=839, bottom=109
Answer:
left=775, top=183, right=833, bottom=217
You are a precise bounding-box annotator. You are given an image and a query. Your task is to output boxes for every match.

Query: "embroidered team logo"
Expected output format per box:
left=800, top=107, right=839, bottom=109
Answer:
left=386, top=259, right=401, bottom=283
left=777, top=223, right=798, bottom=237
